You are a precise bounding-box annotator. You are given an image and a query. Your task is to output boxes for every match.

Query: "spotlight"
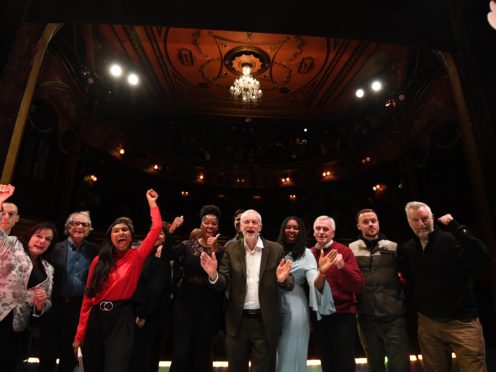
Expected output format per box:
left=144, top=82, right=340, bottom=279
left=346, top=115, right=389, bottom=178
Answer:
left=371, top=81, right=382, bottom=92
left=127, top=73, right=139, bottom=86
left=355, top=88, right=365, bottom=98
left=109, top=64, right=123, bottom=77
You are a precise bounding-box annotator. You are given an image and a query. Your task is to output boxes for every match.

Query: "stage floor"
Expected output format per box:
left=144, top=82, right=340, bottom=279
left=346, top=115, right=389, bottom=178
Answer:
left=16, top=354, right=475, bottom=371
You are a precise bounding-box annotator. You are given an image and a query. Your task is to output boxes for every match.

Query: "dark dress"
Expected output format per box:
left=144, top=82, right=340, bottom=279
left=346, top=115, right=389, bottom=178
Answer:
left=169, top=239, right=224, bottom=372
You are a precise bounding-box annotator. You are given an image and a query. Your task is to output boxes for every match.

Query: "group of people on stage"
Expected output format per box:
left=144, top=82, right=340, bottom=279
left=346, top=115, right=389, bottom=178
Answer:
left=0, top=182, right=492, bottom=372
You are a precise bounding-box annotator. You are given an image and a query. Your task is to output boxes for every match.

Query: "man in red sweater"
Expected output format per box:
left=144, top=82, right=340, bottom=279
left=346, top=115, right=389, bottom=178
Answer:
left=312, top=215, right=364, bottom=372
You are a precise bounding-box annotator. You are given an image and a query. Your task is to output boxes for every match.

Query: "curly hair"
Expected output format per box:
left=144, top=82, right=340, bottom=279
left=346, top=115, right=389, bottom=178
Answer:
left=277, top=216, right=307, bottom=262
left=200, top=205, right=221, bottom=221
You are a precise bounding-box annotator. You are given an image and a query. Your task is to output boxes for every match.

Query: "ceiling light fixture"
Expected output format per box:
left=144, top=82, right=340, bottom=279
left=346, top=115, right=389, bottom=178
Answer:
left=127, top=73, right=139, bottom=86
left=371, top=81, right=382, bottom=92
left=110, top=64, right=123, bottom=77
left=355, top=88, right=365, bottom=98
left=230, top=65, right=262, bottom=107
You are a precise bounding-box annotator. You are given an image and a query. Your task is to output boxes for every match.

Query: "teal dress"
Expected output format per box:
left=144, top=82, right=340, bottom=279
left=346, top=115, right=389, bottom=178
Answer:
left=276, top=248, right=335, bottom=372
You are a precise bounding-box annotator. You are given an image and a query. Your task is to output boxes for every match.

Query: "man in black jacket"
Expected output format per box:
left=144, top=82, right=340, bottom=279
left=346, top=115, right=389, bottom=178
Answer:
left=38, top=211, right=100, bottom=372
left=399, top=201, right=492, bottom=372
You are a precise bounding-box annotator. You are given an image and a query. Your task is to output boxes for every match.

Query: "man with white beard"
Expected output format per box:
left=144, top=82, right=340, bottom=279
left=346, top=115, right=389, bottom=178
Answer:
left=399, top=201, right=491, bottom=372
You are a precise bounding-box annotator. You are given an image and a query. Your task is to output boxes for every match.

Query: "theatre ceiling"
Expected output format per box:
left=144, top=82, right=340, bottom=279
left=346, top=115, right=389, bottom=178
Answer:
left=25, top=1, right=459, bottom=189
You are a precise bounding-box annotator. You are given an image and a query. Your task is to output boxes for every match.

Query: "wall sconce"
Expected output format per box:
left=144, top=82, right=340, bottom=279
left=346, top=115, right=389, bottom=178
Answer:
left=361, top=156, right=371, bottom=164
left=281, top=176, right=292, bottom=185
left=289, top=194, right=297, bottom=201
left=84, top=174, right=98, bottom=184
left=322, top=169, right=334, bottom=181
left=180, top=191, right=189, bottom=197
left=372, top=183, right=386, bottom=192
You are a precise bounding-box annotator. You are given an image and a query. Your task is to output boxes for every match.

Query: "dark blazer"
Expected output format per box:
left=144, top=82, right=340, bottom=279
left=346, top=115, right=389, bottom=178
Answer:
left=48, top=239, right=100, bottom=298
left=214, top=237, right=294, bottom=346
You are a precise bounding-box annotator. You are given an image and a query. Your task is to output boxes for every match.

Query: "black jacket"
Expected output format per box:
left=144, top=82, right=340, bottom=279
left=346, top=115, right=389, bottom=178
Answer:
left=398, top=220, right=492, bottom=320
left=132, top=231, right=175, bottom=319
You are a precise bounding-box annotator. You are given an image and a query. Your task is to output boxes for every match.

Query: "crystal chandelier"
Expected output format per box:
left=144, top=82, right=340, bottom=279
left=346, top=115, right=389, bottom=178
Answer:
left=229, top=65, right=262, bottom=107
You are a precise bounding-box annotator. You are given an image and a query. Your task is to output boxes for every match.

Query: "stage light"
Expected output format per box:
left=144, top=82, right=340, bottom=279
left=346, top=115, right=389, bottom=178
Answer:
left=371, top=80, right=382, bottom=92
left=109, top=64, right=123, bottom=77
left=127, top=73, right=139, bottom=86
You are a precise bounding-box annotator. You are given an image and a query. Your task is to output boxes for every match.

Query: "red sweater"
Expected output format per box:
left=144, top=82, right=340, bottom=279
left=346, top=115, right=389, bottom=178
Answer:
left=74, top=206, right=162, bottom=342
left=311, top=241, right=364, bottom=314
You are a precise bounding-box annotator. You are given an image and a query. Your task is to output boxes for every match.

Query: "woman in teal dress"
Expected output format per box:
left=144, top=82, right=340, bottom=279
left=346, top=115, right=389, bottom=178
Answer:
left=276, top=216, right=334, bottom=372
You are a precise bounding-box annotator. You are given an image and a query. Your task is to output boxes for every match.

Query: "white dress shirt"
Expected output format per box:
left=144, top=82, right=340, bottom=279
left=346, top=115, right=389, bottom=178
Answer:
left=243, top=236, right=264, bottom=310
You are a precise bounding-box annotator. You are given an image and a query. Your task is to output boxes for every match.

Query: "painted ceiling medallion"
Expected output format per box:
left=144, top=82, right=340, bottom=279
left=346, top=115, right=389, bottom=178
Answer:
left=223, top=46, right=270, bottom=76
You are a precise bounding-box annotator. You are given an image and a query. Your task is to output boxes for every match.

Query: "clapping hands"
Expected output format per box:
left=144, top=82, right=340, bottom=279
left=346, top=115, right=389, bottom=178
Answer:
left=200, top=251, right=218, bottom=281
left=276, top=258, right=293, bottom=283
left=318, top=248, right=344, bottom=274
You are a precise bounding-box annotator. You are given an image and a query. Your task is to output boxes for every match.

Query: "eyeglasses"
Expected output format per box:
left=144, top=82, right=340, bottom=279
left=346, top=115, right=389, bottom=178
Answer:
left=70, top=221, right=91, bottom=228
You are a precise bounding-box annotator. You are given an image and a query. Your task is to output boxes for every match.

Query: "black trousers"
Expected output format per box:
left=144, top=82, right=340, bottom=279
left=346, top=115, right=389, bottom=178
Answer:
left=315, top=312, right=357, bottom=372
left=0, top=311, right=23, bottom=372
left=38, top=298, right=83, bottom=372
left=225, top=314, right=276, bottom=372
left=130, top=298, right=172, bottom=372
left=170, top=297, right=218, bottom=372
left=83, top=302, right=135, bottom=372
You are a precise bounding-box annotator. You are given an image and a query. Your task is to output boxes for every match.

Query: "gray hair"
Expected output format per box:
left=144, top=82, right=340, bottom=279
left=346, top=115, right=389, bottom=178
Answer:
left=313, top=215, right=336, bottom=231
left=65, top=211, right=93, bottom=235
left=240, top=209, right=262, bottom=224
left=405, top=201, right=432, bottom=216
